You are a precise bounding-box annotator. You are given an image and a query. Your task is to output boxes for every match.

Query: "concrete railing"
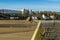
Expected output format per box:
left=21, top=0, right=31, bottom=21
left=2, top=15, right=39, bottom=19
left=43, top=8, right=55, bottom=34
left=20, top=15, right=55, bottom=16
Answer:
left=31, top=21, right=42, bottom=40
left=31, top=20, right=60, bottom=40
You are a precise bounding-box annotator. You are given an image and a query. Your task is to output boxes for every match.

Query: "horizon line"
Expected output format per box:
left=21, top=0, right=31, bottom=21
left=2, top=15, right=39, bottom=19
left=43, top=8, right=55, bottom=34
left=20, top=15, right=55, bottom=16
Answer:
left=0, top=8, right=60, bottom=12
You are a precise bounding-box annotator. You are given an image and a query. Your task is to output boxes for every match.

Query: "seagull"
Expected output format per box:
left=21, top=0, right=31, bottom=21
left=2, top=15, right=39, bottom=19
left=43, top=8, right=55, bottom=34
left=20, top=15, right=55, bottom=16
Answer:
left=42, top=14, right=50, bottom=20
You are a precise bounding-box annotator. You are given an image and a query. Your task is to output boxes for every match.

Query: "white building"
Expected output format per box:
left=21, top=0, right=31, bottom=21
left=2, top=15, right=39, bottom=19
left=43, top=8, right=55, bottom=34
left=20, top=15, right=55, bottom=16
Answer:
left=10, top=17, right=19, bottom=20
left=29, top=9, right=32, bottom=14
left=21, top=9, right=32, bottom=15
left=21, top=9, right=25, bottom=14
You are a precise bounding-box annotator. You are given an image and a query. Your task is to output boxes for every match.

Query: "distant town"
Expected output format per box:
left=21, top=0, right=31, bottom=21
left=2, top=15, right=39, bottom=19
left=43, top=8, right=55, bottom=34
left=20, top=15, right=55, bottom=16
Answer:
left=0, top=9, right=60, bottom=20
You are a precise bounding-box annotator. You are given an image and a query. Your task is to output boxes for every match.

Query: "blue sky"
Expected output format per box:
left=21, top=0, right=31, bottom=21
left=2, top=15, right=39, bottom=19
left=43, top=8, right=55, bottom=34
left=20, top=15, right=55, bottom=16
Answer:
left=0, top=0, right=60, bottom=11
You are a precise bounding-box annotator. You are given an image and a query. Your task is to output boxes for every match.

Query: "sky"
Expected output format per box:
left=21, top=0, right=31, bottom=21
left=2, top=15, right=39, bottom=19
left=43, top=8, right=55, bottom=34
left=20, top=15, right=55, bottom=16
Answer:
left=0, top=0, right=60, bottom=11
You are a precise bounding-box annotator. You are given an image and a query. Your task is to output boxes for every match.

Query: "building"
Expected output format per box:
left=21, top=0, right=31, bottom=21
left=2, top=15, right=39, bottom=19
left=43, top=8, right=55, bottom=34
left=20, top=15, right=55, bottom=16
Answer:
left=10, top=17, right=19, bottom=20
left=29, top=9, right=32, bottom=14
left=21, top=9, right=25, bottom=14
left=21, top=9, right=32, bottom=15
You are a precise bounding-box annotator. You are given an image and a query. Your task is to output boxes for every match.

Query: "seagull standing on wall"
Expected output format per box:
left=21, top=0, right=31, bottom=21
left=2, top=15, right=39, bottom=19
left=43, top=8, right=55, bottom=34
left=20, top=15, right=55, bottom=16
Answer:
left=42, top=14, right=50, bottom=20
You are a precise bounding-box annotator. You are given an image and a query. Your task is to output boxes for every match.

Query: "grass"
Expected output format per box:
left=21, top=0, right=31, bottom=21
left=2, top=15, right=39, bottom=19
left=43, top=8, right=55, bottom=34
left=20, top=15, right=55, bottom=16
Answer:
left=0, top=20, right=37, bottom=34
left=35, top=27, right=44, bottom=40
left=0, top=27, right=36, bottom=34
left=0, top=27, right=35, bottom=40
left=0, top=20, right=37, bottom=27
left=0, top=20, right=38, bottom=40
left=0, top=20, right=30, bottom=24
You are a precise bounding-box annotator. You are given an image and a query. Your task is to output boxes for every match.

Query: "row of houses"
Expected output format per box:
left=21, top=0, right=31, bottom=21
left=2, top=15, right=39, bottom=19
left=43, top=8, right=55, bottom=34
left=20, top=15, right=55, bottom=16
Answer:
left=0, top=9, right=32, bottom=15
left=0, top=14, right=55, bottom=20
left=0, top=9, right=32, bottom=20
left=0, top=15, right=27, bottom=20
left=0, top=9, right=57, bottom=20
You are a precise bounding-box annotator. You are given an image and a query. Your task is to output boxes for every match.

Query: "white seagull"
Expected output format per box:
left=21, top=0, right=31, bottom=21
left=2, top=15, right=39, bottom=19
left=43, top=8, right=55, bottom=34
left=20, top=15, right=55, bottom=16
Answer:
left=42, top=14, right=50, bottom=20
